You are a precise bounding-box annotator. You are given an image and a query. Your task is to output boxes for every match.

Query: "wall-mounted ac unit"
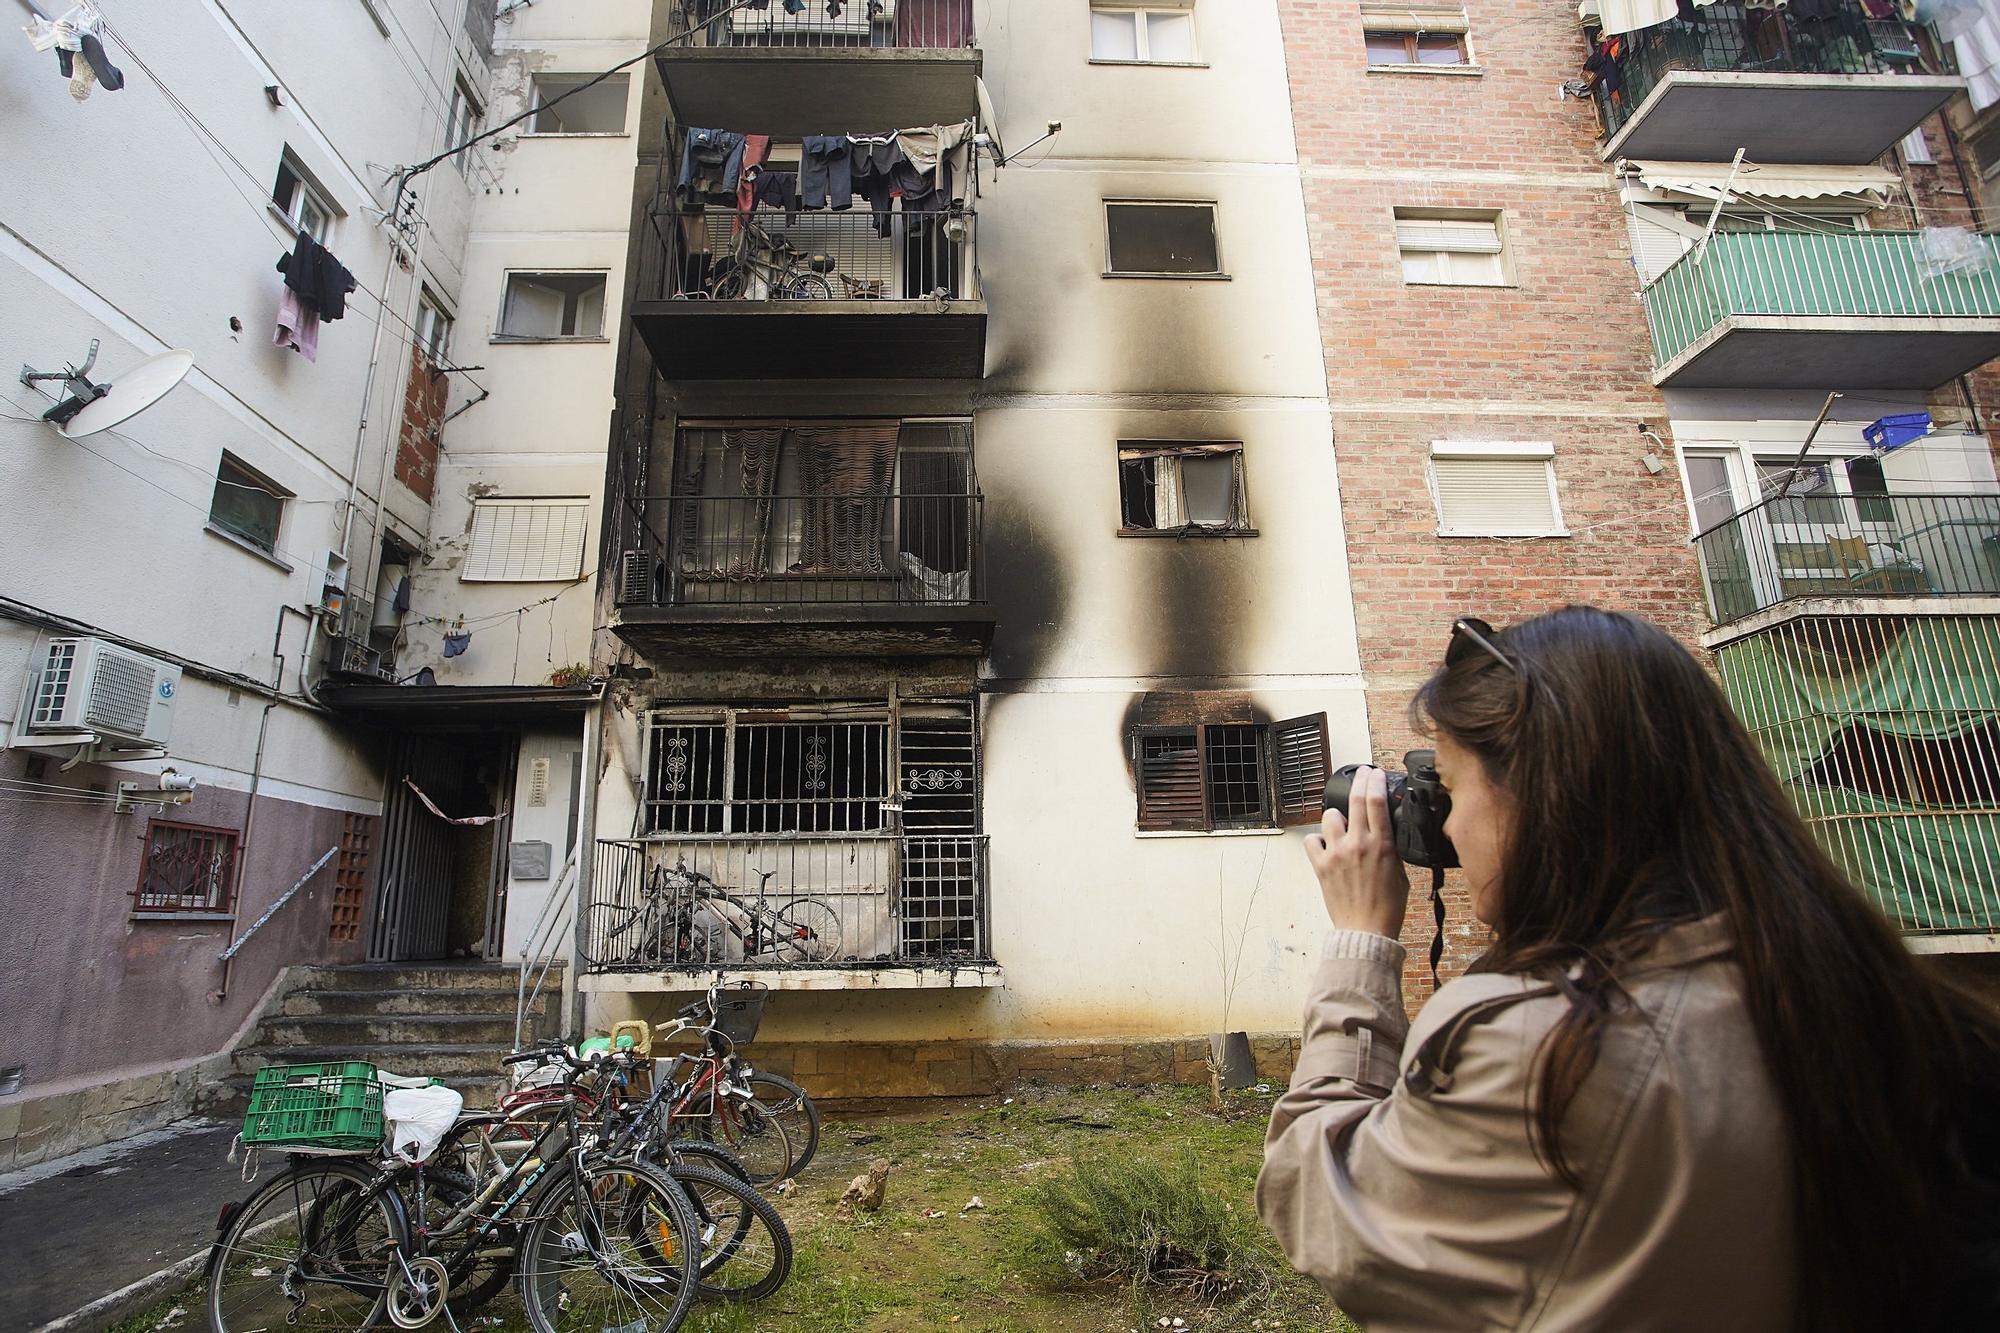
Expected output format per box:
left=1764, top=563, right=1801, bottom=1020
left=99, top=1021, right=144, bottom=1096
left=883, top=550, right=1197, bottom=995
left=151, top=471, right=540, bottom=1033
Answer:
left=27, top=637, right=179, bottom=750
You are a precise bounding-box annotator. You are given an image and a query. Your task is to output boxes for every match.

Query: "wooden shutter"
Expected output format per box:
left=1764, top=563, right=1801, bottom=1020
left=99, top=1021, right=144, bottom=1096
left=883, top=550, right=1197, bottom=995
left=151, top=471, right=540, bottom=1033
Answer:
left=1271, top=713, right=1331, bottom=827
left=1134, top=728, right=1206, bottom=831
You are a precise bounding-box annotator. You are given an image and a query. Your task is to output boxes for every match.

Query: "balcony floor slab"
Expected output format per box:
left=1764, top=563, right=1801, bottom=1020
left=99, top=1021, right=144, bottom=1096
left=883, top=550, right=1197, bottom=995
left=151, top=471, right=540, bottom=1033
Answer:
left=632, top=299, right=986, bottom=380
left=1604, top=72, right=1962, bottom=165
left=1654, top=316, right=2000, bottom=389
left=655, top=47, right=981, bottom=138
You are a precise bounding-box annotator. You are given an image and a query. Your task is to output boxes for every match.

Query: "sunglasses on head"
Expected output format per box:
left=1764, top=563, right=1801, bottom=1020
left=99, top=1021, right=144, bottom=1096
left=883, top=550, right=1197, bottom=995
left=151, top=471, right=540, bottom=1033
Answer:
left=1447, top=616, right=1519, bottom=675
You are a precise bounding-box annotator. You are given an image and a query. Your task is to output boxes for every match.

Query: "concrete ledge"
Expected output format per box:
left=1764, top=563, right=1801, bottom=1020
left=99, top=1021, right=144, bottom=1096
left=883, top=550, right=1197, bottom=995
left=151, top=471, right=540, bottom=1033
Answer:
left=0, top=1060, right=230, bottom=1174
left=579, top=963, right=1004, bottom=993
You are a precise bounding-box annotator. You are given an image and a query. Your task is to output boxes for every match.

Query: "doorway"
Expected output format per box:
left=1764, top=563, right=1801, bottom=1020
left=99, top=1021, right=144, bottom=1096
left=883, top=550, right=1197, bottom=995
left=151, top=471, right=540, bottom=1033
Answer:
left=367, top=731, right=519, bottom=962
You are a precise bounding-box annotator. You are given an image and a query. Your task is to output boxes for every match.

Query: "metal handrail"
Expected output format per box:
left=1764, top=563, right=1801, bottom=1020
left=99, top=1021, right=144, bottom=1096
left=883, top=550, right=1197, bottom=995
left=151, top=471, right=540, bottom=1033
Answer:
left=514, top=842, right=580, bottom=1049
left=217, top=846, right=338, bottom=962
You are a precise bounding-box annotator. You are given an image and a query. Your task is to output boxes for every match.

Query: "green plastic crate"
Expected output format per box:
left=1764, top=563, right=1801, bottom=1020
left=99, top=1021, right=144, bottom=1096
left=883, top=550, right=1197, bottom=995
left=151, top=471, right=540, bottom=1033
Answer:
left=241, top=1061, right=384, bottom=1151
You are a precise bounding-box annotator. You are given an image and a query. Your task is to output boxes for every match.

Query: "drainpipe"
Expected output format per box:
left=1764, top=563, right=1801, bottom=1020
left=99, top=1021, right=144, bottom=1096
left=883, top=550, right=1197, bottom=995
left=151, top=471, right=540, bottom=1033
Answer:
left=566, top=700, right=602, bottom=1043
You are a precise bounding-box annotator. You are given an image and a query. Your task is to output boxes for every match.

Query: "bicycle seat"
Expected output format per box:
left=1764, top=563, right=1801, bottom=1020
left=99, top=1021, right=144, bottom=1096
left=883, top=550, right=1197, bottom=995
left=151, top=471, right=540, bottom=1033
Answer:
left=805, top=253, right=838, bottom=274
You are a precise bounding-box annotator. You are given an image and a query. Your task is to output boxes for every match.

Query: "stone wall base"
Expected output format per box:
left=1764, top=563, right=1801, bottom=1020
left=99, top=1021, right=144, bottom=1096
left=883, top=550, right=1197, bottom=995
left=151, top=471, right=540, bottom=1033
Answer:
left=735, top=1034, right=1303, bottom=1100
left=0, top=1055, right=231, bottom=1173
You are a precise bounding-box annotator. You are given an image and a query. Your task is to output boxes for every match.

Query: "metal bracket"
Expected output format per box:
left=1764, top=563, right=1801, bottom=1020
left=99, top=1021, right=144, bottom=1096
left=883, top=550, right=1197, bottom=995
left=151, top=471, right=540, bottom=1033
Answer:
left=19, top=338, right=108, bottom=424
left=115, top=767, right=197, bottom=813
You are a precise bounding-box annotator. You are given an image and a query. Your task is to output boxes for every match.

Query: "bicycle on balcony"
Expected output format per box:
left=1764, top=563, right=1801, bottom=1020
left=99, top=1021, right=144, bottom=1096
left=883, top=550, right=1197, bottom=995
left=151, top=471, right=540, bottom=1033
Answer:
left=588, top=859, right=844, bottom=968
left=679, top=216, right=878, bottom=302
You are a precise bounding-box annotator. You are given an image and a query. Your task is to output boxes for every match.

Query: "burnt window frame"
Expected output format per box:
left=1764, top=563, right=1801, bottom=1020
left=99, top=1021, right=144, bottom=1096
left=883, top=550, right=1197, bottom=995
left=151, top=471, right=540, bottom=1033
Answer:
left=1116, top=441, right=1255, bottom=537
left=133, top=819, right=241, bottom=919
left=1102, top=199, right=1227, bottom=279
left=1132, top=713, right=1329, bottom=832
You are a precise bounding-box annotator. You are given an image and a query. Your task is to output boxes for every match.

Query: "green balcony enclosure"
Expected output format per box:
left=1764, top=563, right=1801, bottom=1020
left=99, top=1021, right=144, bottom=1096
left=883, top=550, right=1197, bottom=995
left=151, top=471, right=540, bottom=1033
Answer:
left=1641, top=231, right=2000, bottom=388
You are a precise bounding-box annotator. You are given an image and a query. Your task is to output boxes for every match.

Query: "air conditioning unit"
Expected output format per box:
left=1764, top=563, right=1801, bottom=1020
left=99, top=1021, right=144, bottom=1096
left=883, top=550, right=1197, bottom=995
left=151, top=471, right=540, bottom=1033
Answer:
left=27, top=637, right=179, bottom=750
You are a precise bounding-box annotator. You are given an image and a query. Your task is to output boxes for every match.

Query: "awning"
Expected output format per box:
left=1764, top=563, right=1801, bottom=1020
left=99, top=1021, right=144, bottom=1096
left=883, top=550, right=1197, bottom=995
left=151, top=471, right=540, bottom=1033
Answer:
left=1580, top=0, right=1723, bottom=38
left=1626, top=159, right=1899, bottom=208
left=317, top=682, right=602, bottom=728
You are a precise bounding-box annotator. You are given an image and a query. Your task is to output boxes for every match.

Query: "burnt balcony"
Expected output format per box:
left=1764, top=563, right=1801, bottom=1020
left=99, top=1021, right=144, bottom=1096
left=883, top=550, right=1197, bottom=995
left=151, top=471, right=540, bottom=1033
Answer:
left=612, top=489, right=991, bottom=656
left=1592, top=1, right=1960, bottom=164
left=1642, top=231, right=2000, bottom=389
left=658, top=0, right=980, bottom=137
left=631, top=205, right=984, bottom=379
left=1695, top=489, right=2000, bottom=627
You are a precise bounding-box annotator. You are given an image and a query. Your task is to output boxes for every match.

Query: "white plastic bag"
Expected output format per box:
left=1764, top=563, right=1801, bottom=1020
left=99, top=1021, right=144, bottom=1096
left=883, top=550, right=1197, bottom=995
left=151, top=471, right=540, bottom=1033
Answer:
left=383, top=1084, right=463, bottom=1164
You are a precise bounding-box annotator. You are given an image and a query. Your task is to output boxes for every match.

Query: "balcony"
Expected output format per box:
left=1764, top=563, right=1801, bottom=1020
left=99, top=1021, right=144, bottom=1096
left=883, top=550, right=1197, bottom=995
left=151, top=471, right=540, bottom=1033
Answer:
left=1695, top=490, right=2000, bottom=627
left=1641, top=232, right=2000, bottom=389
left=631, top=206, right=984, bottom=379
left=1593, top=2, right=1960, bottom=164
left=612, top=488, right=991, bottom=657
left=657, top=0, right=980, bottom=138
left=579, top=835, right=998, bottom=989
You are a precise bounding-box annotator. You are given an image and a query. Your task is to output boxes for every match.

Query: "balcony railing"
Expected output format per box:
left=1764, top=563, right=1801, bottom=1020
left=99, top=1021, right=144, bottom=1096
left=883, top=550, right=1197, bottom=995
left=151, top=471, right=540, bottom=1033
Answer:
left=669, top=0, right=975, bottom=51
left=640, top=205, right=976, bottom=305
left=584, top=834, right=991, bottom=971
left=1642, top=231, right=2000, bottom=370
left=1695, top=490, right=2000, bottom=625
left=617, top=492, right=984, bottom=608
left=1594, top=1, right=1941, bottom=139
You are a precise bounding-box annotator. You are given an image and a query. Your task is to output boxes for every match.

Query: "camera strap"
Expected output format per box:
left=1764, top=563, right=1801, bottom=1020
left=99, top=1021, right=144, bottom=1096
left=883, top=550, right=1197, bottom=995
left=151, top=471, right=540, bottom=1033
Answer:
left=1429, top=866, right=1446, bottom=988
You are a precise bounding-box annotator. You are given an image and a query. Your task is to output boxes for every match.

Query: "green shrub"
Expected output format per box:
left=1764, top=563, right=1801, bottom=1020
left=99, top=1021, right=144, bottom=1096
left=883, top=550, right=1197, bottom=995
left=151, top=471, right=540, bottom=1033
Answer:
left=1027, top=1148, right=1265, bottom=1298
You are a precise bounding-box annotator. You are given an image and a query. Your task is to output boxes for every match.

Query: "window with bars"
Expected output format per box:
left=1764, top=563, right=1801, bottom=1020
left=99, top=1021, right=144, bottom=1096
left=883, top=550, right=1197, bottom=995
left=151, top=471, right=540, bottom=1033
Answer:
left=1132, top=714, right=1329, bottom=831
left=134, top=820, right=240, bottom=916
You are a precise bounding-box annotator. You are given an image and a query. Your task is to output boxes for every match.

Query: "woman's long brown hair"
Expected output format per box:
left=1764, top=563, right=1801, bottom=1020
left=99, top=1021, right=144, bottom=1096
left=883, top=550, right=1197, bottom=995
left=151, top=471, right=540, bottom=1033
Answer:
left=1412, top=605, right=2000, bottom=1329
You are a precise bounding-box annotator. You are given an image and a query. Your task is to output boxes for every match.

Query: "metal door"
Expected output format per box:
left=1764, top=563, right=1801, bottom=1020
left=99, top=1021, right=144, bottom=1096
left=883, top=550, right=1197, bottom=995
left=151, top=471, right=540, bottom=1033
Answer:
left=367, top=736, right=459, bottom=962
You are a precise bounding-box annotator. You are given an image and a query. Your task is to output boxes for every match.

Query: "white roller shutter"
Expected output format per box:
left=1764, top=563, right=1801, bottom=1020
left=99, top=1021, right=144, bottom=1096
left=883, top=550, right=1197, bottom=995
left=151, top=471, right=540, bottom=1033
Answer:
left=1429, top=446, right=1564, bottom=537
left=462, top=498, right=589, bottom=582
left=1394, top=217, right=1502, bottom=253
left=1627, top=205, right=1694, bottom=284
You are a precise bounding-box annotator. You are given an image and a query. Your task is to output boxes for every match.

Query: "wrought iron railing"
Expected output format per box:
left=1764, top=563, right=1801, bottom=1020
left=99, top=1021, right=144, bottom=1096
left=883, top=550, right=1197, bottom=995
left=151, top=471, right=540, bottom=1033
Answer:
left=1592, top=1, right=1947, bottom=138
left=617, top=491, right=984, bottom=608
left=1694, top=490, right=2000, bottom=625
left=1642, top=231, right=2000, bottom=370
left=666, top=0, right=976, bottom=51
left=583, top=834, right=991, bottom=971
left=639, top=205, right=977, bottom=305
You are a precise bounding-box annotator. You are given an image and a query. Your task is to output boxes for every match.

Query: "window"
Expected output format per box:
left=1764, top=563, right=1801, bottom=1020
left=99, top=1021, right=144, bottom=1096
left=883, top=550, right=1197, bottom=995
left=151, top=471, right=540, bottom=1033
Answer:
left=463, top=497, right=589, bottom=581
left=1132, top=713, right=1329, bottom=831
left=527, top=72, right=629, bottom=134
left=1970, top=123, right=2000, bottom=231
left=1361, top=6, right=1469, bottom=66
left=416, top=290, right=453, bottom=364
left=1090, top=4, right=1196, bottom=63
left=1427, top=442, right=1565, bottom=538
left=1682, top=452, right=1741, bottom=535
left=1105, top=201, right=1222, bottom=276
left=1118, top=442, right=1250, bottom=534
left=135, top=820, right=239, bottom=916
left=208, top=452, right=290, bottom=557
left=1396, top=211, right=1507, bottom=286
left=272, top=152, right=336, bottom=242
left=499, top=272, right=607, bottom=338
left=1713, top=212, right=1862, bottom=233
left=446, top=75, right=483, bottom=174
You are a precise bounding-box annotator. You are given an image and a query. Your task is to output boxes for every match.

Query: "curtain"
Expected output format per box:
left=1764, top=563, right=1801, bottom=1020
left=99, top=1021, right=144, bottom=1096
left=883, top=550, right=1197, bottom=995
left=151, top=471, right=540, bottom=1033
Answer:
left=896, top=0, right=973, bottom=49
left=677, top=427, right=787, bottom=579
left=797, top=424, right=899, bottom=572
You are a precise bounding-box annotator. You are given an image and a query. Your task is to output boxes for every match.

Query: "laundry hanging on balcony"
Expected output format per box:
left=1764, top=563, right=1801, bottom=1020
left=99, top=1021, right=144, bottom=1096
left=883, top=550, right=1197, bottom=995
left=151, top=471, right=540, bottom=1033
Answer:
left=21, top=2, right=125, bottom=101
left=1579, top=0, right=1718, bottom=38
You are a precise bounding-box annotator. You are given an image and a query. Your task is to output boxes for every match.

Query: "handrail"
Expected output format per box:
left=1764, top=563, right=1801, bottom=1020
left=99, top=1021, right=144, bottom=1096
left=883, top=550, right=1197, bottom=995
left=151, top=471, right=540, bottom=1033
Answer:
left=515, top=842, right=581, bottom=1049
left=217, top=845, right=338, bottom=962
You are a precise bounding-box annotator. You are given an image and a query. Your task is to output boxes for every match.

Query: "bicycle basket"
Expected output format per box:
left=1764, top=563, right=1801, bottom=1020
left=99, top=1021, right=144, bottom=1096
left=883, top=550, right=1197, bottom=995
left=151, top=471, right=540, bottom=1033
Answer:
left=240, top=1060, right=383, bottom=1153
left=711, top=981, right=769, bottom=1045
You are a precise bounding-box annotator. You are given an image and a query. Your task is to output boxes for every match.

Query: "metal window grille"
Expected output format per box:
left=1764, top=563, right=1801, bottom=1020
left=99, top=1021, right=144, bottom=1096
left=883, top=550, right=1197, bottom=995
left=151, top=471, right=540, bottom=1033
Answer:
left=646, top=711, right=891, bottom=835
left=1204, top=724, right=1270, bottom=825
left=135, top=820, right=240, bottom=915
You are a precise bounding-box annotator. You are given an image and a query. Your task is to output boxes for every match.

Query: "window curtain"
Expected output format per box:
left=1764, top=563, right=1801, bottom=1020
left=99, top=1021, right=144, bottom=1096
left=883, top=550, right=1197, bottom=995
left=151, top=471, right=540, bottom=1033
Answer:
left=676, top=427, right=787, bottom=579
left=797, top=424, right=899, bottom=573
left=896, top=0, right=974, bottom=48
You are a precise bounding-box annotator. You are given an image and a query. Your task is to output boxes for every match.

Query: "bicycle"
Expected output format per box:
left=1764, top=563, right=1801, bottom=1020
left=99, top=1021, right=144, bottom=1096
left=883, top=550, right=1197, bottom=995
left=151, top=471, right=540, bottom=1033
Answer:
left=658, top=980, right=822, bottom=1184
left=589, top=861, right=842, bottom=968
left=693, top=215, right=836, bottom=301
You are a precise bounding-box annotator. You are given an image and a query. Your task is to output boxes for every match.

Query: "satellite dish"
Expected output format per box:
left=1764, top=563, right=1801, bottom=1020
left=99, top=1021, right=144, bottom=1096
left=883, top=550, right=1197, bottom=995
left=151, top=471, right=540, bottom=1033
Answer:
left=18, top=341, right=195, bottom=439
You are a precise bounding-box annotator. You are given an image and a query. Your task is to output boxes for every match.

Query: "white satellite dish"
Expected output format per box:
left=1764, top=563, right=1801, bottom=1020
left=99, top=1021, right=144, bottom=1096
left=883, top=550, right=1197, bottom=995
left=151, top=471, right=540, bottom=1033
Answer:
left=18, top=341, right=195, bottom=439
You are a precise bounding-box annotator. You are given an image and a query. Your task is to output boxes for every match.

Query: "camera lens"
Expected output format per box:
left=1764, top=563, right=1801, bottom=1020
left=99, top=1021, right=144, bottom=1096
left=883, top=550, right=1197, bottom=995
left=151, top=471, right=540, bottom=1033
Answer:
left=1322, top=757, right=1457, bottom=870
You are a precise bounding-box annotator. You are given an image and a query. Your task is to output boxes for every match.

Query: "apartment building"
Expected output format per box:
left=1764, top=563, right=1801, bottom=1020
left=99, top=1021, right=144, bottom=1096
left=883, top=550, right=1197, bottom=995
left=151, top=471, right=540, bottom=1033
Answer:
left=1279, top=0, right=2000, bottom=994
left=0, top=0, right=633, bottom=1166
left=576, top=0, right=1366, bottom=1093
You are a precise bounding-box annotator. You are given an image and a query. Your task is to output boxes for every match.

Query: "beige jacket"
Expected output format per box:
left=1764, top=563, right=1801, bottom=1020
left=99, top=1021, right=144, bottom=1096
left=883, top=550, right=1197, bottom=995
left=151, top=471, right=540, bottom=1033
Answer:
left=1257, top=915, right=1795, bottom=1331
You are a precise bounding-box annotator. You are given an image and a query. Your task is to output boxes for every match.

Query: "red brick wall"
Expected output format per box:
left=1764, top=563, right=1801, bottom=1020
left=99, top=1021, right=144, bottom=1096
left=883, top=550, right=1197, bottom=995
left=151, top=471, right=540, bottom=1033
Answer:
left=1901, top=110, right=2000, bottom=451
left=394, top=342, right=447, bottom=503
left=1277, top=1, right=1708, bottom=1002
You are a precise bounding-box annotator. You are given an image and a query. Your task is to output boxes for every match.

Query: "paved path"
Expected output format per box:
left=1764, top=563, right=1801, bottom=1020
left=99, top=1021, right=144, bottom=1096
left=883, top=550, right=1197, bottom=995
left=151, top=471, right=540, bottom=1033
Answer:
left=0, top=1119, right=241, bottom=1330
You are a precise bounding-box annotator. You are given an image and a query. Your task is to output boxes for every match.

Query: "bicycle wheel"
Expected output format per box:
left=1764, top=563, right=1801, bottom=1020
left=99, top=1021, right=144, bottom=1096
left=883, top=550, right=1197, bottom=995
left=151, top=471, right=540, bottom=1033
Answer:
left=657, top=1136, right=751, bottom=1182
left=773, top=899, right=842, bottom=963
left=742, top=1071, right=821, bottom=1178
left=419, top=1167, right=516, bottom=1316
left=516, top=1159, right=699, bottom=1333
left=783, top=273, right=833, bottom=300
left=674, top=1091, right=793, bottom=1185
left=669, top=1162, right=792, bottom=1301
left=208, top=1159, right=405, bottom=1333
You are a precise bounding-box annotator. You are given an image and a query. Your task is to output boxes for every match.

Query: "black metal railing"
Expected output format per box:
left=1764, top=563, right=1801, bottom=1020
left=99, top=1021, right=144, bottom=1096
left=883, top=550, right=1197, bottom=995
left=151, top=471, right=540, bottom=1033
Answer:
left=584, top=834, right=992, bottom=971
left=617, top=491, right=984, bottom=608
left=1695, top=490, right=2000, bottom=625
left=640, top=205, right=976, bottom=304
left=667, top=0, right=975, bottom=51
left=1593, top=1, right=1949, bottom=138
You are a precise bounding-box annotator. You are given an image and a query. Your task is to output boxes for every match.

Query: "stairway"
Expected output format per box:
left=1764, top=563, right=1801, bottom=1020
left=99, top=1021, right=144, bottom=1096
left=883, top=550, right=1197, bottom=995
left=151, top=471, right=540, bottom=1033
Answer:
left=210, top=962, right=564, bottom=1112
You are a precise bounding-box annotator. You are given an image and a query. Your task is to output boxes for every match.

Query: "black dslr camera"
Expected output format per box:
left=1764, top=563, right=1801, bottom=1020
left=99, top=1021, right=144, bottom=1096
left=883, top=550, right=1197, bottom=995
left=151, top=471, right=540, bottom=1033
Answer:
left=1323, top=750, right=1458, bottom=869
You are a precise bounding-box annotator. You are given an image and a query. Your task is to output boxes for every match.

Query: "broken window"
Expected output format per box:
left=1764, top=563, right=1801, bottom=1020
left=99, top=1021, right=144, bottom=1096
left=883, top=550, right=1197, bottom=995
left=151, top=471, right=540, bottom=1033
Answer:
left=1133, top=713, right=1329, bottom=831
left=527, top=72, right=630, bottom=134
left=1118, top=443, right=1249, bottom=534
left=1104, top=201, right=1221, bottom=276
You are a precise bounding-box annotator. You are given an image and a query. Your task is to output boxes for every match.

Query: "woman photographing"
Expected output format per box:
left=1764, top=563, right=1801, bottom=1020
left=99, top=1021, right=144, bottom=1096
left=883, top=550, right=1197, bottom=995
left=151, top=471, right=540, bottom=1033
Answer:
left=1257, top=606, right=1999, bottom=1330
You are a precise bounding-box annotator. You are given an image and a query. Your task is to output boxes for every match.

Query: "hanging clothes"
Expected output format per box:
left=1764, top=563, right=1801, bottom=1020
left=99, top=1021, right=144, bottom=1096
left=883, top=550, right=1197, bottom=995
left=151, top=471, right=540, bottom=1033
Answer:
left=739, top=167, right=800, bottom=226
left=733, top=134, right=773, bottom=213
left=678, top=128, right=749, bottom=202
left=26, top=3, right=125, bottom=98
left=273, top=288, right=320, bottom=362
left=849, top=137, right=908, bottom=237
left=1584, top=37, right=1625, bottom=97
left=276, top=231, right=358, bottom=321
left=800, top=135, right=855, bottom=210
left=1589, top=0, right=1723, bottom=37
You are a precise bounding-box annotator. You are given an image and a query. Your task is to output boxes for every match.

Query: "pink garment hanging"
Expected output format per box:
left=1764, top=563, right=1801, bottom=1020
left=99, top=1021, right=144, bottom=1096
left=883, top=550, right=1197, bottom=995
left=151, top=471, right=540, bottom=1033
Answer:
left=273, top=287, right=319, bottom=362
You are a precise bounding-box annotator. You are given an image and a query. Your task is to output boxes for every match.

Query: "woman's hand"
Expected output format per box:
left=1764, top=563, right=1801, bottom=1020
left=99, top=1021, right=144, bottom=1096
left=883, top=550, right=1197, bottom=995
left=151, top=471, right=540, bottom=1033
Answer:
left=1305, top=766, right=1411, bottom=939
